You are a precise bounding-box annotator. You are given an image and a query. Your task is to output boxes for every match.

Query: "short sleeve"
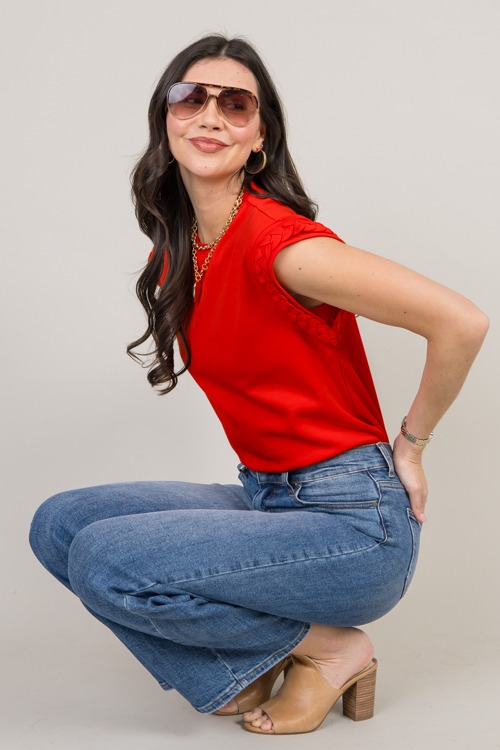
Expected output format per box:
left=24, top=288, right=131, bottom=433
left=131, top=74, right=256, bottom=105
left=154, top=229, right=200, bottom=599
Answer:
left=254, top=217, right=346, bottom=345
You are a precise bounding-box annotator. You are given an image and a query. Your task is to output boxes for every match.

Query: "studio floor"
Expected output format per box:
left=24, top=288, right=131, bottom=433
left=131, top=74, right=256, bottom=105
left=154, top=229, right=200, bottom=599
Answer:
left=3, top=587, right=498, bottom=750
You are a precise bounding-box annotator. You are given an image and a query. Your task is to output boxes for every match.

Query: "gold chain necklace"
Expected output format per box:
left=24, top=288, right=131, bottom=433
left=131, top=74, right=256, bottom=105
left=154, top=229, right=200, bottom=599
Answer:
left=191, top=188, right=244, bottom=299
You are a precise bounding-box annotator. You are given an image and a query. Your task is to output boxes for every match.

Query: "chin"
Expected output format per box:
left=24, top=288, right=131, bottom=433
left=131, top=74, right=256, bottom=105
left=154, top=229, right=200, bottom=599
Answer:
left=179, top=162, right=242, bottom=183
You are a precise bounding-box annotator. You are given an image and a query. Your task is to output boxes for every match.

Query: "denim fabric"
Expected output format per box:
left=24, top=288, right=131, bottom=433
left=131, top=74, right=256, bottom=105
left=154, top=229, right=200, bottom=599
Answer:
left=29, top=442, right=420, bottom=713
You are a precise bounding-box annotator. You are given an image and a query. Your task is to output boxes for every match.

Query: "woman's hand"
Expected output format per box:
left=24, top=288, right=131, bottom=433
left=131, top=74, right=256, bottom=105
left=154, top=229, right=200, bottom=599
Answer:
left=274, top=237, right=488, bottom=525
left=392, top=433, right=428, bottom=523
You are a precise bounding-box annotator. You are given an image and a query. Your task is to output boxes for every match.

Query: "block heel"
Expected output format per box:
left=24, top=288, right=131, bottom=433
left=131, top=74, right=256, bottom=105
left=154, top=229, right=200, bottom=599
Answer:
left=342, top=662, right=377, bottom=721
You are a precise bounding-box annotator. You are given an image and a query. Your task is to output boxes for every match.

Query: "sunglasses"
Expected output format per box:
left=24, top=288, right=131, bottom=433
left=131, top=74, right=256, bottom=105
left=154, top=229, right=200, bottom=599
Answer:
left=167, top=82, right=259, bottom=127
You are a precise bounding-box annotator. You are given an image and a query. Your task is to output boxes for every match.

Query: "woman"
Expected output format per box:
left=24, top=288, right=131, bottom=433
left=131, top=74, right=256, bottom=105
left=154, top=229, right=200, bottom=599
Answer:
left=29, top=34, right=488, bottom=735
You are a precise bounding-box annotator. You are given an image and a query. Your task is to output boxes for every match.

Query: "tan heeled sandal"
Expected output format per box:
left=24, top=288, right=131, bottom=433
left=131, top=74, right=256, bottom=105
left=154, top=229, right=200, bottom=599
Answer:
left=213, top=657, right=291, bottom=716
left=243, top=655, right=378, bottom=734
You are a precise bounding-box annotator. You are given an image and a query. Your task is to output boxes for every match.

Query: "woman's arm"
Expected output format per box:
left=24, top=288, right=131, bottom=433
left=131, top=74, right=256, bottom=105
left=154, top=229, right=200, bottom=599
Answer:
left=274, top=238, right=489, bottom=522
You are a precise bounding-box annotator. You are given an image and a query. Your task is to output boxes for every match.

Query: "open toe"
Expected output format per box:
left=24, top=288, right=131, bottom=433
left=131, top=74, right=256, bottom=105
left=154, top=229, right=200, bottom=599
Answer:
left=243, top=655, right=378, bottom=734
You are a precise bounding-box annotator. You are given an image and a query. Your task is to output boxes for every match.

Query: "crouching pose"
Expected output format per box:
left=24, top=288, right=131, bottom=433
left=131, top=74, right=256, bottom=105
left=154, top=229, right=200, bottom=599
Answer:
left=30, top=34, right=488, bottom=735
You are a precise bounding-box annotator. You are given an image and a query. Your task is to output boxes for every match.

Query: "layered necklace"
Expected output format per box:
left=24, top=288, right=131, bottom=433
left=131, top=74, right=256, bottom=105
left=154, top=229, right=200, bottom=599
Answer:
left=191, top=188, right=244, bottom=299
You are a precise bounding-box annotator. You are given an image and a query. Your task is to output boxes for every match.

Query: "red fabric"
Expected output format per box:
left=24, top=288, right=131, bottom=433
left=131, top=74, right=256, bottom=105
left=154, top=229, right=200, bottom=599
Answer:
left=182, top=189, right=388, bottom=472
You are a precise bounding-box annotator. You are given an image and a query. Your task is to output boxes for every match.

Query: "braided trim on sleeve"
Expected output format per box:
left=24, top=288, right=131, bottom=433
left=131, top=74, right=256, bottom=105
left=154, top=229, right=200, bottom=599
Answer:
left=254, top=218, right=346, bottom=347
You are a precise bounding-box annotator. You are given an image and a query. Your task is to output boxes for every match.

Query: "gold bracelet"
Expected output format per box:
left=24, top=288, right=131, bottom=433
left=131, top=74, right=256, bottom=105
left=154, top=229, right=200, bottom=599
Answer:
left=401, top=416, right=434, bottom=446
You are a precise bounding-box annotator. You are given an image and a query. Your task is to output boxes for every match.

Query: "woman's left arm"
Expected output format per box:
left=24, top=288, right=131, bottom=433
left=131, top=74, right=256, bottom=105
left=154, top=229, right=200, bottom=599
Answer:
left=274, top=238, right=490, bottom=521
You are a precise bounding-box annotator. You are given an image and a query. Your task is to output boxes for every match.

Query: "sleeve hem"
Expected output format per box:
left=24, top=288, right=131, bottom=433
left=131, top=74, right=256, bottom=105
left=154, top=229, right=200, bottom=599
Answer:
left=253, top=218, right=346, bottom=347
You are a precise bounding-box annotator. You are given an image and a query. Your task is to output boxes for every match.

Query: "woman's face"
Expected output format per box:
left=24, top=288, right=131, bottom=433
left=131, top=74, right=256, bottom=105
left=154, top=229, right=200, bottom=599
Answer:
left=166, top=57, right=265, bottom=186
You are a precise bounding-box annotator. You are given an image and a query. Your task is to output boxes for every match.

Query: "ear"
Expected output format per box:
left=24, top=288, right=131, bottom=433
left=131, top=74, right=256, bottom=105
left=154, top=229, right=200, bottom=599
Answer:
left=253, top=124, right=266, bottom=151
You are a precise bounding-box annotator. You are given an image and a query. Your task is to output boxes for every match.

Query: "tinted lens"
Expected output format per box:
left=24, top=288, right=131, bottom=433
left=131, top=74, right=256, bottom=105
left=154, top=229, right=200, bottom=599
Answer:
left=218, top=89, right=257, bottom=126
left=167, top=83, right=208, bottom=119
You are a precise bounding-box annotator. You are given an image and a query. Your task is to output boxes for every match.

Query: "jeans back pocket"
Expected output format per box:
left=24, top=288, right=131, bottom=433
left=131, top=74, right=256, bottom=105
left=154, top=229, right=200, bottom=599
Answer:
left=294, top=469, right=387, bottom=543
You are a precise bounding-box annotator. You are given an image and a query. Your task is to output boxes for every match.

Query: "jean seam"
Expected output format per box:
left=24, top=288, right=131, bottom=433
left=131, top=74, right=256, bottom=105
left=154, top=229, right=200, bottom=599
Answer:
left=196, top=623, right=310, bottom=713
left=401, top=507, right=421, bottom=598
left=123, top=581, right=159, bottom=612
left=164, top=541, right=384, bottom=588
left=367, top=472, right=389, bottom=544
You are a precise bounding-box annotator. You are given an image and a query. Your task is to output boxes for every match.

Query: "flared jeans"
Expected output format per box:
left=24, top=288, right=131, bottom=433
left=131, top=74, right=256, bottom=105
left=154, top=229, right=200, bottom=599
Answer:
left=29, top=442, right=421, bottom=713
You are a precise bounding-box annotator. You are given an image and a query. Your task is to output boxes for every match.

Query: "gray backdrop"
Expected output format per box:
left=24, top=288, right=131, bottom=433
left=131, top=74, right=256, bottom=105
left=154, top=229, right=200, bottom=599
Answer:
left=2, top=1, right=498, bottom=748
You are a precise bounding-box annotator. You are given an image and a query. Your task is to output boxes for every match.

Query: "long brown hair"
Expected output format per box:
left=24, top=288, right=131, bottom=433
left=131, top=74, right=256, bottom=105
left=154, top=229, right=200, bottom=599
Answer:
left=128, top=34, right=317, bottom=393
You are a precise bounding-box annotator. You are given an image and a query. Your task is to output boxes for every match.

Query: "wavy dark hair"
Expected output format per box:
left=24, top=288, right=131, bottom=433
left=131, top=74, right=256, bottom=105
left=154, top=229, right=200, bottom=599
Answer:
left=127, top=34, right=317, bottom=393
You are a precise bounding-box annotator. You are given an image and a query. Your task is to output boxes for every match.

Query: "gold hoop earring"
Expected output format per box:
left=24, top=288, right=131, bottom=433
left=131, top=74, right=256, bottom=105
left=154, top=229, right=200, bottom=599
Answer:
left=245, top=149, right=267, bottom=175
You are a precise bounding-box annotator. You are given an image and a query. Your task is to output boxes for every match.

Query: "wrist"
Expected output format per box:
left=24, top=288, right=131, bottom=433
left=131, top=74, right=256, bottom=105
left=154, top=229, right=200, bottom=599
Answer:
left=393, top=433, right=425, bottom=463
left=400, top=416, right=434, bottom=447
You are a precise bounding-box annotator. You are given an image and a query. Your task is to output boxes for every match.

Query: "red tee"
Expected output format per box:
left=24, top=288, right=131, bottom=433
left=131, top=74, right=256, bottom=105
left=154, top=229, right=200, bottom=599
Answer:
left=181, top=188, right=388, bottom=471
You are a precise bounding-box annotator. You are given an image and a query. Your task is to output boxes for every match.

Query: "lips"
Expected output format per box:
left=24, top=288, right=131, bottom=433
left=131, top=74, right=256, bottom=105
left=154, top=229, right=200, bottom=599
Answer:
left=189, top=137, right=228, bottom=153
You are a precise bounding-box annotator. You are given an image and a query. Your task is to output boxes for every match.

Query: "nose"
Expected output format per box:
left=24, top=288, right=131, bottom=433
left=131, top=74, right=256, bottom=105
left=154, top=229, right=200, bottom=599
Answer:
left=198, top=94, right=223, bottom=128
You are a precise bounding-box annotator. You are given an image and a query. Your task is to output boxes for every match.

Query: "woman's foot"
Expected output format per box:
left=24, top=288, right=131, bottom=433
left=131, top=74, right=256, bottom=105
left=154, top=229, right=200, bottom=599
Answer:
left=214, top=657, right=291, bottom=716
left=242, top=626, right=374, bottom=732
left=216, top=698, right=238, bottom=715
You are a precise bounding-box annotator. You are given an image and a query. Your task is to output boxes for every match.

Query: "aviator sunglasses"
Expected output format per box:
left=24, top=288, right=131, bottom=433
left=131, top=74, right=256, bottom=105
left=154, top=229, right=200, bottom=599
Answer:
left=167, top=82, right=259, bottom=127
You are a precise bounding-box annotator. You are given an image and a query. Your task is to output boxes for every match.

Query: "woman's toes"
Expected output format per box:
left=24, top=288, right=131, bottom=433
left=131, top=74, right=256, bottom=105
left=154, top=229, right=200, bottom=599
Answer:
left=243, top=707, right=274, bottom=731
left=255, top=714, right=273, bottom=731
left=243, top=707, right=262, bottom=722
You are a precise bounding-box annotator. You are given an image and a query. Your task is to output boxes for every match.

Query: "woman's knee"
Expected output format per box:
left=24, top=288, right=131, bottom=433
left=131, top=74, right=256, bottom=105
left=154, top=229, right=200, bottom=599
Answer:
left=67, top=518, right=128, bottom=610
left=29, top=487, right=100, bottom=583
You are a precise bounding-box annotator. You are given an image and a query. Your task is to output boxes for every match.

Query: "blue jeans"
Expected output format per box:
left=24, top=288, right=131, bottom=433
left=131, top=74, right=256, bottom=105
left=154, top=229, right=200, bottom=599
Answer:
left=29, top=442, right=420, bottom=713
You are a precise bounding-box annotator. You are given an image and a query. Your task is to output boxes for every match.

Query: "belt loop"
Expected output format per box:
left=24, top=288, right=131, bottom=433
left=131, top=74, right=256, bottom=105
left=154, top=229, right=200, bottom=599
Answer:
left=377, top=442, right=395, bottom=477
